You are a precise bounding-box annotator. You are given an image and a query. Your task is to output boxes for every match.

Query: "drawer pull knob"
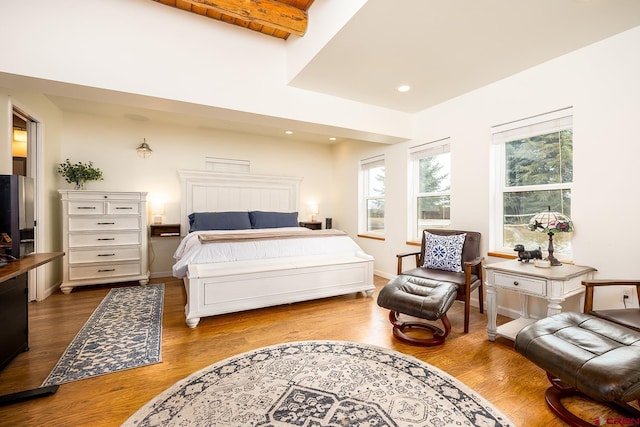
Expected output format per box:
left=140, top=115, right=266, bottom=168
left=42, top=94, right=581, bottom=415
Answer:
left=97, top=253, right=115, bottom=257
left=115, top=207, right=133, bottom=210
left=97, top=238, right=115, bottom=241
left=97, top=222, right=115, bottom=225
left=513, top=281, right=519, bottom=286
left=77, top=206, right=96, bottom=209
left=98, top=269, right=115, bottom=272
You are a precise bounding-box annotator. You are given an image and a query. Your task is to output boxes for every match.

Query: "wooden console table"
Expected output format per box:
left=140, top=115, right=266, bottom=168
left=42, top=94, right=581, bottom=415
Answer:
left=0, top=252, right=64, bottom=406
left=485, top=259, right=596, bottom=342
left=0, top=252, right=64, bottom=283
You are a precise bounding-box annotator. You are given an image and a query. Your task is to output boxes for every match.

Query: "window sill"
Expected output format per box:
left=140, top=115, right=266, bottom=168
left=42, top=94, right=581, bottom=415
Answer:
left=487, top=251, right=517, bottom=260
left=357, top=234, right=385, bottom=241
left=487, top=251, right=574, bottom=264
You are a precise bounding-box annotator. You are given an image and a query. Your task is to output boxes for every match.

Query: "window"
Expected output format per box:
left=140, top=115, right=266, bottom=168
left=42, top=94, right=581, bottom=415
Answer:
left=360, top=155, right=385, bottom=236
left=492, top=108, right=573, bottom=257
left=409, top=140, right=451, bottom=241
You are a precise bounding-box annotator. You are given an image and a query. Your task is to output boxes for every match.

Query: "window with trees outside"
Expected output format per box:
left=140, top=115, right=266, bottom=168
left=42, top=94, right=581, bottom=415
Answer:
left=492, top=108, right=573, bottom=257
left=360, top=155, right=385, bottom=236
left=409, top=140, right=450, bottom=241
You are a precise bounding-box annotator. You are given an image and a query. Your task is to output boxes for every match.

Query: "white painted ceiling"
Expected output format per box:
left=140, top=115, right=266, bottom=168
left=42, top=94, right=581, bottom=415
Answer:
left=33, top=0, right=640, bottom=143
left=291, top=0, right=640, bottom=113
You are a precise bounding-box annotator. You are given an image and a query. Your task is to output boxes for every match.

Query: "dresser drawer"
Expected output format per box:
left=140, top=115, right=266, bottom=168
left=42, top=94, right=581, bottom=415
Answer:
left=68, top=247, right=141, bottom=264
left=69, top=216, right=140, bottom=231
left=69, top=262, right=142, bottom=280
left=69, top=201, right=106, bottom=215
left=107, top=201, right=140, bottom=215
left=69, top=232, right=141, bottom=247
left=66, top=192, right=141, bottom=201
left=494, top=272, right=546, bottom=296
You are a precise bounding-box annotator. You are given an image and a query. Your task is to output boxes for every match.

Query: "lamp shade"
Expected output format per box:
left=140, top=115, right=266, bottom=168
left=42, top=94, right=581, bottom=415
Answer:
left=528, top=207, right=573, bottom=234
left=309, top=203, right=319, bottom=221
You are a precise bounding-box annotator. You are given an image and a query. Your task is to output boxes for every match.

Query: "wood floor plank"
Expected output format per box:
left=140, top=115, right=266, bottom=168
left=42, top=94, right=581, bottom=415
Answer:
left=0, top=276, right=619, bottom=426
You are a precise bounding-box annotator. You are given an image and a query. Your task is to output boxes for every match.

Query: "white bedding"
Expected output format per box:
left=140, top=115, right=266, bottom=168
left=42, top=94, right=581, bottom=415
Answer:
left=172, top=227, right=364, bottom=278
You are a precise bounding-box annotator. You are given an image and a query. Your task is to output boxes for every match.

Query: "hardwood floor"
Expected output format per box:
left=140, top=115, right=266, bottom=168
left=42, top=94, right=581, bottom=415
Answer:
left=0, top=276, right=621, bottom=426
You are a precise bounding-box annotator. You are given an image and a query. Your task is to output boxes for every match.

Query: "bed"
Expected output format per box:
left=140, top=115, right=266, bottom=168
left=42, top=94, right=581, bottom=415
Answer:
left=174, top=170, right=375, bottom=328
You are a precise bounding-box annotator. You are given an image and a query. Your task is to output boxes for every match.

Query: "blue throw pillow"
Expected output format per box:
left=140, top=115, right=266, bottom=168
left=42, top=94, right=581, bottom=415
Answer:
left=249, top=211, right=299, bottom=229
left=188, top=211, right=252, bottom=232
left=423, top=231, right=466, bottom=273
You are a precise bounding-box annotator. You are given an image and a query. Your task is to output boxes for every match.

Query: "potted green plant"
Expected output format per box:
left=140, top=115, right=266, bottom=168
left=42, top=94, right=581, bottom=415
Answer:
left=57, top=159, right=104, bottom=190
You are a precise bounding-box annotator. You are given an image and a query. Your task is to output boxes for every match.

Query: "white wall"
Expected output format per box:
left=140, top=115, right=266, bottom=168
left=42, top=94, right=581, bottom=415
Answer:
left=339, top=26, right=640, bottom=316
left=57, top=112, right=337, bottom=274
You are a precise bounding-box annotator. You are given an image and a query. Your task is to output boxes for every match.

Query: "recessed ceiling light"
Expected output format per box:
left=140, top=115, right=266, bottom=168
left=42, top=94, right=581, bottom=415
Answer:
left=285, top=130, right=294, bottom=135
left=396, top=85, right=411, bottom=93
left=329, top=137, right=337, bottom=141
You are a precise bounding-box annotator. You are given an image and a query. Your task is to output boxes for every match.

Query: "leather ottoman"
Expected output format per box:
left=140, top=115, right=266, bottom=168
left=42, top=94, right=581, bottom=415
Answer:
left=377, top=275, right=458, bottom=346
left=515, top=312, right=640, bottom=426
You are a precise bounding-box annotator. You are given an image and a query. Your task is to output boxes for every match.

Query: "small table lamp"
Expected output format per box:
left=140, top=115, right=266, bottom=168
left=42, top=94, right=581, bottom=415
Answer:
left=309, top=204, right=319, bottom=222
left=528, top=206, right=573, bottom=266
left=151, top=200, right=165, bottom=225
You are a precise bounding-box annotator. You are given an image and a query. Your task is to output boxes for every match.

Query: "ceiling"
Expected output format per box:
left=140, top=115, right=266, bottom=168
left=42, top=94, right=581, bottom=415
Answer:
left=35, top=0, right=640, bottom=143
left=290, top=0, right=640, bottom=113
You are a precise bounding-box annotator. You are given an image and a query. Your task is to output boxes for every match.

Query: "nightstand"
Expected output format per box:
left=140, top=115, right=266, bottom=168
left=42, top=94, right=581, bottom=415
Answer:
left=299, top=221, right=322, bottom=230
left=150, top=224, right=181, bottom=237
left=485, top=259, right=596, bottom=341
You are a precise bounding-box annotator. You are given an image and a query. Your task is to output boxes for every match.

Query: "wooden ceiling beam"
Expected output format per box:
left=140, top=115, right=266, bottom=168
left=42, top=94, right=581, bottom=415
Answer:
left=177, top=0, right=308, bottom=36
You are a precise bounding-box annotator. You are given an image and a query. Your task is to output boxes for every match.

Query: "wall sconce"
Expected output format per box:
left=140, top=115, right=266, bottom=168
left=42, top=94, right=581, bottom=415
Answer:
left=136, top=139, right=153, bottom=158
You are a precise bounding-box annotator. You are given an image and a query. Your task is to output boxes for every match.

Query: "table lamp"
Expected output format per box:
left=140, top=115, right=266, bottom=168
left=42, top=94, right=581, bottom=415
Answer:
left=309, top=204, right=319, bottom=222
left=528, top=206, right=573, bottom=266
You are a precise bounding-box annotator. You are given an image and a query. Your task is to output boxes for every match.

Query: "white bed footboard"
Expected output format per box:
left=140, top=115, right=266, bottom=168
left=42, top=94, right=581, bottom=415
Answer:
left=184, top=253, right=374, bottom=328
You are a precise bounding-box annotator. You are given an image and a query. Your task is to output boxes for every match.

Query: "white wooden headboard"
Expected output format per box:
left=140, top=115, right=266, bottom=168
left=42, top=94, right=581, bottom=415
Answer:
left=178, top=170, right=303, bottom=235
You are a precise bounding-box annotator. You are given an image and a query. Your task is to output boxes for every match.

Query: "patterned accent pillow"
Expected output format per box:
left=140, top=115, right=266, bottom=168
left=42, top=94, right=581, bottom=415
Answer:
left=423, top=231, right=467, bottom=273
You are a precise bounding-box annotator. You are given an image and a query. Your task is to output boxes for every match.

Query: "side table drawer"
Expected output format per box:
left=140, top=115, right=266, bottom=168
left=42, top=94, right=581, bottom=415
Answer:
left=494, top=272, right=546, bottom=296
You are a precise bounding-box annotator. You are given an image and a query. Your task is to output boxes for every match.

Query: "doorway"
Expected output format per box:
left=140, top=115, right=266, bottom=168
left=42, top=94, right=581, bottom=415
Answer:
left=12, top=108, right=41, bottom=301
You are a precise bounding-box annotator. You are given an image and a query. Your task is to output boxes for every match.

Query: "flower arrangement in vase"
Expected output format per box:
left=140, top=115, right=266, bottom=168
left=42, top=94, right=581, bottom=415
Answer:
left=57, top=159, right=104, bottom=190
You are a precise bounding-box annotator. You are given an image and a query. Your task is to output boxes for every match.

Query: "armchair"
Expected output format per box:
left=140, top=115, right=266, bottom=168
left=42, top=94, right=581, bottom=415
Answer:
left=583, top=280, right=640, bottom=332
left=393, top=229, right=484, bottom=334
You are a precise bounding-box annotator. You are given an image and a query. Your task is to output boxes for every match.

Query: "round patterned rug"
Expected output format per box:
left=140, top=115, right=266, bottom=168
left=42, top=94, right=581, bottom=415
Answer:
left=123, top=341, right=514, bottom=426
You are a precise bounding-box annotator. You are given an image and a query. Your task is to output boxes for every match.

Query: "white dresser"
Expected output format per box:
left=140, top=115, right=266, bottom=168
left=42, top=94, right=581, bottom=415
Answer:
left=59, top=190, right=149, bottom=294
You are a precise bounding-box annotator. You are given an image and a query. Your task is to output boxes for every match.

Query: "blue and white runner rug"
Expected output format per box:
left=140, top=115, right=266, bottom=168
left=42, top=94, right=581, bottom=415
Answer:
left=42, top=284, right=164, bottom=386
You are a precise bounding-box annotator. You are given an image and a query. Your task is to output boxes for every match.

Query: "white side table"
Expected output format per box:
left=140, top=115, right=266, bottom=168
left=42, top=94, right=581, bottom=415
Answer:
left=485, top=259, right=596, bottom=341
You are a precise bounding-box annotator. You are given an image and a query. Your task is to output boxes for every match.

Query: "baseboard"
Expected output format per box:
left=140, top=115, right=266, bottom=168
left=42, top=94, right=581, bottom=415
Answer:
left=150, top=271, right=173, bottom=279
left=37, top=279, right=62, bottom=301
left=374, top=270, right=394, bottom=280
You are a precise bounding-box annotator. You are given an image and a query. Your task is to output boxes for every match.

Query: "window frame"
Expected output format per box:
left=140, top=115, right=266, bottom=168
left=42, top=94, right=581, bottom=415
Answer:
left=359, top=155, right=385, bottom=237
left=408, top=139, right=451, bottom=242
left=491, top=107, right=574, bottom=257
